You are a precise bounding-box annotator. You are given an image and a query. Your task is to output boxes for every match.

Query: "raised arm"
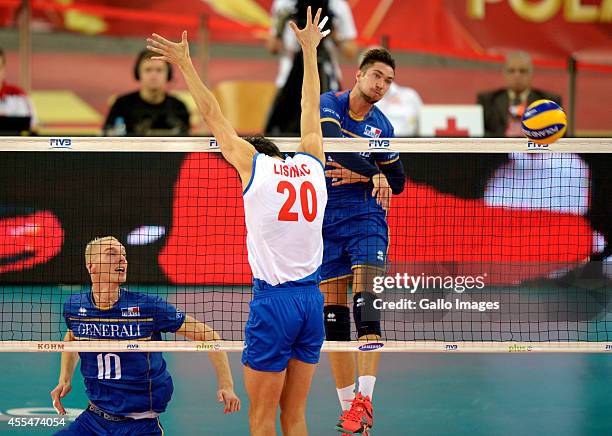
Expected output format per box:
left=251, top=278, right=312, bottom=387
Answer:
left=50, top=330, right=79, bottom=415
left=176, top=315, right=240, bottom=414
left=147, top=32, right=255, bottom=186
left=290, top=7, right=330, bottom=164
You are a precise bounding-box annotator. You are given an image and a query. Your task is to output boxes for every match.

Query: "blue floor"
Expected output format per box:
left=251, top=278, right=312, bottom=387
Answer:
left=0, top=352, right=611, bottom=435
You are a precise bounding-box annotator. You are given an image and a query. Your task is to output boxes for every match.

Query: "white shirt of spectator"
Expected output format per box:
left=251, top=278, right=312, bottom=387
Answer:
left=376, top=82, right=422, bottom=137
left=271, top=0, right=357, bottom=88
left=484, top=153, right=590, bottom=215
left=0, top=84, right=37, bottom=128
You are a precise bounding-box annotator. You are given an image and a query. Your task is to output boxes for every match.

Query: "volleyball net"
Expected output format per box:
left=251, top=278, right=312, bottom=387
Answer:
left=0, top=137, right=610, bottom=352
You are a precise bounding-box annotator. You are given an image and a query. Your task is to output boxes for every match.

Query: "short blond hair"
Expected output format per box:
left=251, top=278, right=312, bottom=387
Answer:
left=85, top=236, right=120, bottom=265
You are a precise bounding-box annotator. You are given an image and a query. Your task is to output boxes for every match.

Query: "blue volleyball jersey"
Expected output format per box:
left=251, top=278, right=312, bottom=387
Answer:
left=63, top=289, right=185, bottom=416
left=320, top=90, right=398, bottom=206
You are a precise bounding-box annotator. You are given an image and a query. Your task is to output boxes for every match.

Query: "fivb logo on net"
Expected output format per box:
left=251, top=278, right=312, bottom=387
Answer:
left=49, top=138, right=72, bottom=149
left=527, top=140, right=550, bottom=150
left=368, top=139, right=391, bottom=149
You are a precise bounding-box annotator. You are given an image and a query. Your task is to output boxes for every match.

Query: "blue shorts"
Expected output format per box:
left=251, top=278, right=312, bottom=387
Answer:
left=54, top=410, right=163, bottom=436
left=242, top=287, right=325, bottom=372
left=321, top=205, right=389, bottom=282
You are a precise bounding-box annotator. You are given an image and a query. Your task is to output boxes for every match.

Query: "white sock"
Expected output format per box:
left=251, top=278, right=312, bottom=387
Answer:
left=358, top=375, right=376, bottom=399
left=337, top=383, right=356, bottom=411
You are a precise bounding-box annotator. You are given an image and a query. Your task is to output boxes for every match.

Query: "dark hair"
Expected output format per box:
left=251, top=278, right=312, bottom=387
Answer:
left=133, top=49, right=173, bottom=81
left=0, top=47, right=5, bottom=63
left=359, top=48, right=395, bottom=72
left=244, top=135, right=283, bottom=159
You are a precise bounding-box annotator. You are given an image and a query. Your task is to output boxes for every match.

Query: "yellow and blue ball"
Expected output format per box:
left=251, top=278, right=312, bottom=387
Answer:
left=521, top=99, right=567, bottom=144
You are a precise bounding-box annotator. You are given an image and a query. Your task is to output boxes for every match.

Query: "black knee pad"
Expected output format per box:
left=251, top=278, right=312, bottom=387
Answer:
left=353, top=292, right=381, bottom=338
left=324, top=305, right=351, bottom=341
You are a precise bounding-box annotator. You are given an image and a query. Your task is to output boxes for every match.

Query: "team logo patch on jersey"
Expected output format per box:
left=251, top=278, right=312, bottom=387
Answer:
left=78, top=307, right=87, bottom=316
left=121, top=306, right=140, bottom=317
left=364, top=125, right=382, bottom=138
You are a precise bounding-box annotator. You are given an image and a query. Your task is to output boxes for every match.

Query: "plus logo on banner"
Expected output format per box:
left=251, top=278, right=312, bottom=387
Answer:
left=419, top=105, right=484, bottom=137
left=435, top=117, right=470, bottom=137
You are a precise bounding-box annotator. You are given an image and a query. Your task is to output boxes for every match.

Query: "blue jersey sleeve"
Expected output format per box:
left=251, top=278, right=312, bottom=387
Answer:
left=320, top=92, right=343, bottom=126
left=152, top=297, right=186, bottom=333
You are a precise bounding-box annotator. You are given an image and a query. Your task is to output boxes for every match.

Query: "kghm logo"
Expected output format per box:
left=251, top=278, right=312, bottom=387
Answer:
left=37, top=343, right=64, bottom=351
left=368, top=139, right=390, bottom=149
left=358, top=342, right=384, bottom=351
left=49, top=138, right=72, bottom=148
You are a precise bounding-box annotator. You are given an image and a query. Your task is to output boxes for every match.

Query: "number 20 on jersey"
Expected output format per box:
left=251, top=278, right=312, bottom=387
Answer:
left=277, top=181, right=317, bottom=222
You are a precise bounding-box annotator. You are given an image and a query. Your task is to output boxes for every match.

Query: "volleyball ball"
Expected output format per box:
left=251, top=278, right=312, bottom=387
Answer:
left=521, top=99, right=567, bottom=144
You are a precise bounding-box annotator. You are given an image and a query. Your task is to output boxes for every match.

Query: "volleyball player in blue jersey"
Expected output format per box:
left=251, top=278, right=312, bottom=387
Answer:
left=51, top=236, right=239, bottom=435
left=319, top=48, right=406, bottom=434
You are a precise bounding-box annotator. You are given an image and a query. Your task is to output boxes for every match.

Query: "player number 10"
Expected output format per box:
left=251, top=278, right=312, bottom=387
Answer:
left=97, top=353, right=122, bottom=380
left=277, top=181, right=317, bottom=222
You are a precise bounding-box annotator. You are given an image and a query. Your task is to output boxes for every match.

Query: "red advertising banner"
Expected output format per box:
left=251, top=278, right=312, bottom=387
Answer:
left=2, top=1, right=610, bottom=61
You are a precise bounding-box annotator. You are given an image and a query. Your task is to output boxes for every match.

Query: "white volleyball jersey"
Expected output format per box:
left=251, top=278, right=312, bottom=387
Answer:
left=243, top=152, right=327, bottom=287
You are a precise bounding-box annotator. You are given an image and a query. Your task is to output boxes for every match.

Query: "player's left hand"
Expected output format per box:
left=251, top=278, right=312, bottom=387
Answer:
left=372, top=173, right=392, bottom=212
left=147, top=31, right=190, bottom=68
left=217, top=387, right=241, bottom=414
left=325, top=161, right=370, bottom=186
left=289, top=6, right=331, bottom=49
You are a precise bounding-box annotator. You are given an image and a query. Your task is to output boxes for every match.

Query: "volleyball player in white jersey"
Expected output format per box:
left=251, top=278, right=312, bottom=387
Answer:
left=148, top=7, right=329, bottom=435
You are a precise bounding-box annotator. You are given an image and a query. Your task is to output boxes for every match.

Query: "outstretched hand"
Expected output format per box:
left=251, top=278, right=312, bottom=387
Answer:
left=289, top=6, right=330, bottom=49
left=147, top=31, right=190, bottom=67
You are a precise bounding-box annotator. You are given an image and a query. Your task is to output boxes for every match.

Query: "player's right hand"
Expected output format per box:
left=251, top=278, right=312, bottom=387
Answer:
left=147, top=31, right=190, bottom=68
left=372, top=173, right=392, bottom=212
left=50, top=382, right=71, bottom=415
left=217, top=387, right=241, bottom=414
left=289, top=6, right=331, bottom=49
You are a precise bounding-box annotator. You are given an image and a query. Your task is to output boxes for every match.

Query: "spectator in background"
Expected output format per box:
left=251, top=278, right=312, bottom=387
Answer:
left=103, top=49, right=190, bottom=136
left=376, top=81, right=422, bottom=137
left=0, top=47, right=36, bottom=134
left=265, top=0, right=358, bottom=135
left=477, top=51, right=561, bottom=137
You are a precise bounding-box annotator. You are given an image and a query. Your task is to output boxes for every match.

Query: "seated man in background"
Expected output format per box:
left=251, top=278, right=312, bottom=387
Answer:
left=477, top=50, right=561, bottom=138
left=0, top=47, right=36, bottom=134
left=103, top=50, right=190, bottom=136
